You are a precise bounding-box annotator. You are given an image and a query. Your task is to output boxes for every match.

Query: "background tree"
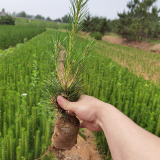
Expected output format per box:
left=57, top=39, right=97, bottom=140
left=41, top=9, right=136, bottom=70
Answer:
left=46, top=16, right=52, bottom=21
left=12, top=12, right=16, bottom=16
left=34, top=14, right=45, bottom=20
left=26, top=14, right=34, bottom=19
left=117, top=11, right=132, bottom=38
left=97, top=18, right=108, bottom=35
left=1, top=8, right=5, bottom=12
left=53, top=18, right=61, bottom=22
left=16, top=11, right=27, bottom=17
left=82, top=13, right=91, bottom=32
left=82, top=15, right=109, bottom=35
left=61, top=14, right=70, bottom=23
left=115, top=0, right=160, bottom=41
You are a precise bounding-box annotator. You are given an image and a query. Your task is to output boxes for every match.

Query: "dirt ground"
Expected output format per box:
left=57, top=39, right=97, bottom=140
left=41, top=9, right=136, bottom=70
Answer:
left=102, top=35, right=160, bottom=53
left=60, top=129, right=102, bottom=160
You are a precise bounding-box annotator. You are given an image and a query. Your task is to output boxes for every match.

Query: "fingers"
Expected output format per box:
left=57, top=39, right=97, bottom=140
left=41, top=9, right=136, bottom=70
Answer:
left=57, top=96, right=75, bottom=112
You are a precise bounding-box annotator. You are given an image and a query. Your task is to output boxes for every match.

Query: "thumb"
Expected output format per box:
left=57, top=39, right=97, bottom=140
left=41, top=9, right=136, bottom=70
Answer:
left=57, top=96, right=75, bottom=112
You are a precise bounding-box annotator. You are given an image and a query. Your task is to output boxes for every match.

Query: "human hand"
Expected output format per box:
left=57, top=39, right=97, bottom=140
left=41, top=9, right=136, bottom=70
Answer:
left=57, top=95, right=105, bottom=132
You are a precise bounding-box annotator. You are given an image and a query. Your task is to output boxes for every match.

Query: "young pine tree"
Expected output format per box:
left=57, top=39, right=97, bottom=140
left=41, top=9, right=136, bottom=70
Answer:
left=44, top=0, right=95, bottom=150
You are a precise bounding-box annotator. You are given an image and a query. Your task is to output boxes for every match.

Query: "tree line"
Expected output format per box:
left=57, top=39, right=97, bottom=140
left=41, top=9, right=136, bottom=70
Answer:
left=1, top=8, right=70, bottom=23
left=82, top=0, right=160, bottom=41
left=82, top=14, right=110, bottom=35
left=111, top=0, right=160, bottom=41
left=1, top=0, right=160, bottom=41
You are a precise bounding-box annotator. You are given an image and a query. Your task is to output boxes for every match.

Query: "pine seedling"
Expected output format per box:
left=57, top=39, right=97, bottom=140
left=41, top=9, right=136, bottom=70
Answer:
left=45, top=0, right=95, bottom=114
left=44, top=0, right=95, bottom=150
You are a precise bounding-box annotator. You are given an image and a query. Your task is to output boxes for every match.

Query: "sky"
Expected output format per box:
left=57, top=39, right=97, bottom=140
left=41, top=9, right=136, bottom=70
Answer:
left=1, top=0, right=160, bottom=20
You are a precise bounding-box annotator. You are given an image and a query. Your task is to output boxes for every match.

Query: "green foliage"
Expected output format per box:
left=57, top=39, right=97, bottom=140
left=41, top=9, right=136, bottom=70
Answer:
left=34, top=14, right=45, bottom=20
left=0, top=30, right=59, bottom=159
left=116, top=0, right=160, bottom=41
left=15, top=18, right=68, bottom=29
left=0, top=14, right=15, bottom=25
left=98, top=40, right=160, bottom=84
left=1, top=8, right=5, bottom=12
left=0, top=25, right=46, bottom=49
left=16, top=11, right=27, bottom=18
left=43, top=0, right=95, bottom=114
left=90, top=32, right=102, bottom=40
left=46, top=17, right=52, bottom=21
left=82, top=15, right=109, bottom=35
left=53, top=18, right=62, bottom=22
left=61, top=14, right=70, bottom=23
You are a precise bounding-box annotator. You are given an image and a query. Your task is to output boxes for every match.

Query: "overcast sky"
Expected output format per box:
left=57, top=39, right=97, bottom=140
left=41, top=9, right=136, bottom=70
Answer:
left=1, top=0, right=160, bottom=20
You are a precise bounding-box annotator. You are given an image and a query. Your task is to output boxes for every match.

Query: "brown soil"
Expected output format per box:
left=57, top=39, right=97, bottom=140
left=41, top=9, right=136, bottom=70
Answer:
left=52, top=115, right=80, bottom=150
left=102, top=35, right=160, bottom=54
left=58, top=129, right=102, bottom=160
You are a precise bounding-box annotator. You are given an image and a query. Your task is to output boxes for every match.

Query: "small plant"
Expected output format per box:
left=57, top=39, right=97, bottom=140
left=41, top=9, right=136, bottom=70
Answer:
left=44, top=0, right=95, bottom=150
left=90, top=32, right=102, bottom=40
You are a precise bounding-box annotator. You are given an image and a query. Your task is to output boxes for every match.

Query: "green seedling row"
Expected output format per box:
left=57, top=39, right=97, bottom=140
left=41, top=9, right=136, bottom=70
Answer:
left=97, top=40, right=160, bottom=85
left=0, top=25, right=46, bottom=49
left=15, top=18, right=69, bottom=30
left=0, top=30, right=59, bottom=159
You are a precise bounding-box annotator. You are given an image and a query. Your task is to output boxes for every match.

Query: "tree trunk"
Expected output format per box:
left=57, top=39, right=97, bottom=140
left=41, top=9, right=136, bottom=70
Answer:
left=146, top=33, right=148, bottom=43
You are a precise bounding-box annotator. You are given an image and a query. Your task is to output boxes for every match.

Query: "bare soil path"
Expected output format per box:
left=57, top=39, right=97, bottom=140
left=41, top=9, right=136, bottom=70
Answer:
left=102, top=35, right=160, bottom=54
left=62, top=129, right=102, bottom=160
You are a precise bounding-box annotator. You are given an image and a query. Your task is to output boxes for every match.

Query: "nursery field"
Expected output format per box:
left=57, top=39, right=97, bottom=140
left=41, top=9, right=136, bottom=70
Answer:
left=0, top=30, right=57, bottom=159
left=0, top=25, right=46, bottom=49
left=15, top=17, right=68, bottom=30
left=97, top=40, right=160, bottom=85
left=1, top=29, right=160, bottom=160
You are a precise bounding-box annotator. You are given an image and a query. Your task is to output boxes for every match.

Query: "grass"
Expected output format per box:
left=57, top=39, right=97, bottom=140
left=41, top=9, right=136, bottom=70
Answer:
left=0, top=30, right=58, bottom=159
left=0, top=25, right=46, bottom=49
left=105, top=32, right=121, bottom=37
left=15, top=17, right=69, bottom=30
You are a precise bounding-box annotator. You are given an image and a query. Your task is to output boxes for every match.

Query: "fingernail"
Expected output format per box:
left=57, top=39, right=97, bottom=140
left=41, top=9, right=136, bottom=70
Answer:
left=57, top=96, right=64, bottom=103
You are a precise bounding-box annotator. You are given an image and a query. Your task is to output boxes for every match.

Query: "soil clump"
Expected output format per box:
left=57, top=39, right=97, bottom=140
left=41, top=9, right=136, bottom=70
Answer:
left=51, top=115, right=80, bottom=150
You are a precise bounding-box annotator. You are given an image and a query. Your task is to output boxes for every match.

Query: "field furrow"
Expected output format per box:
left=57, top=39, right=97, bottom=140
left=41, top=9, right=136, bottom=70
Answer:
left=97, top=40, right=160, bottom=85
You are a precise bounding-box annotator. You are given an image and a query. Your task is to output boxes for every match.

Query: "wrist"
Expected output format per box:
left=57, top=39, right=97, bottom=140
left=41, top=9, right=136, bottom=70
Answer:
left=96, top=102, right=113, bottom=129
